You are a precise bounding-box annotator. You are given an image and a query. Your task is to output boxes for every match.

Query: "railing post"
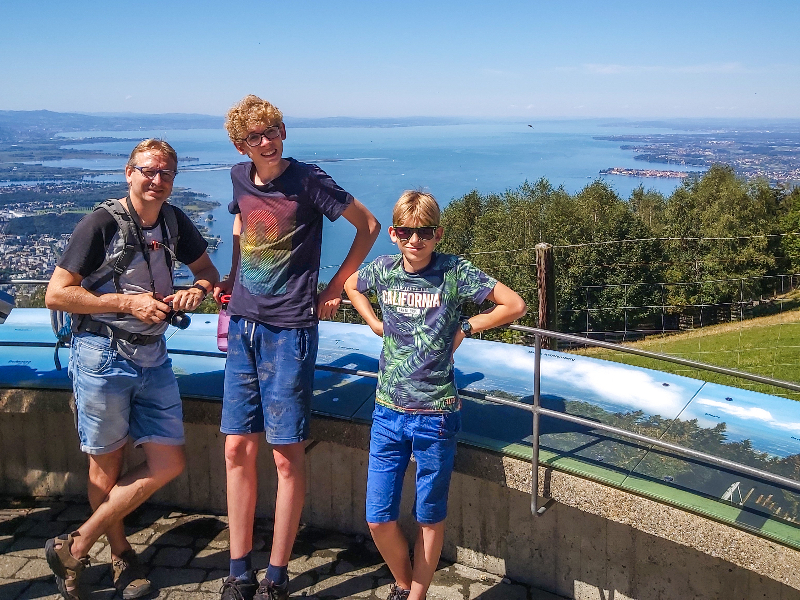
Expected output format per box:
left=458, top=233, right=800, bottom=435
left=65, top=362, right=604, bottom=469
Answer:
left=535, top=243, right=556, bottom=349
left=532, top=333, right=542, bottom=515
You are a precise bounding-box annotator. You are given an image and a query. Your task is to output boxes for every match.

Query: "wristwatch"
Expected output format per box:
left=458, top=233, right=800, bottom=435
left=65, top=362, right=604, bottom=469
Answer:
left=191, top=283, right=209, bottom=297
left=460, top=319, right=473, bottom=338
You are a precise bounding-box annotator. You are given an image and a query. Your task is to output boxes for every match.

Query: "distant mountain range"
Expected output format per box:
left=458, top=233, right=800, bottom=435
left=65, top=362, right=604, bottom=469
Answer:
left=0, top=110, right=478, bottom=142
left=0, top=110, right=224, bottom=141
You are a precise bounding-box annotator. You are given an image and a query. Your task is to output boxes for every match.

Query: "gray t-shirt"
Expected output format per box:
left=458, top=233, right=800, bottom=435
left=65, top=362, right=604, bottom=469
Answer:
left=58, top=203, right=208, bottom=367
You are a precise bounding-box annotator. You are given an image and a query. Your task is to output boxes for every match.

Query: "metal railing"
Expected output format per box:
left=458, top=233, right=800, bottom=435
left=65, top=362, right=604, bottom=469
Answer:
left=510, top=325, right=800, bottom=516
left=313, top=329, right=800, bottom=517
left=3, top=280, right=800, bottom=519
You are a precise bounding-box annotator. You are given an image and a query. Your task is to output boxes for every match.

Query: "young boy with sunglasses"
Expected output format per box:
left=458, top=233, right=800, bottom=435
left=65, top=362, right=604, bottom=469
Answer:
left=215, top=95, right=380, bottom=600
left=344, top=191, right=526, bottom=600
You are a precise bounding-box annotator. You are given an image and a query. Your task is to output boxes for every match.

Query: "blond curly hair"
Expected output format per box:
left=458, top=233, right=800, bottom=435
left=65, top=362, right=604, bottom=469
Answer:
left=225, top=95, right=284, bottom=143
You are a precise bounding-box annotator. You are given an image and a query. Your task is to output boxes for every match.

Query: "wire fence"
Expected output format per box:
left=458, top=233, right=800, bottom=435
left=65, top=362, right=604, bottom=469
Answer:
left=457, top=232, right=800, bottom=396
left=4, top=229, right=800, bottom=395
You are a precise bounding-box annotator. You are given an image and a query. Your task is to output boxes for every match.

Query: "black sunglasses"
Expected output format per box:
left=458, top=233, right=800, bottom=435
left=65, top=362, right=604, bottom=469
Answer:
left=392, top=226, right=438, bottom=241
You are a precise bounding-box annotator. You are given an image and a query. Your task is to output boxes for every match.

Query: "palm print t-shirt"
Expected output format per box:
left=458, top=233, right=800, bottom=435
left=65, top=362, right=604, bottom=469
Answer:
left=357, top=253, right=497, bottom=413
left=228, top=158, right=353, bottom=328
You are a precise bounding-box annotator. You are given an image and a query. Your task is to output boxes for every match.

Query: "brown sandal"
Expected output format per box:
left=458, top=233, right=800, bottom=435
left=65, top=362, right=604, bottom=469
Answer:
left=112, top=549, right=152, bottom=599
left=44, top=532, right=90, bottom=600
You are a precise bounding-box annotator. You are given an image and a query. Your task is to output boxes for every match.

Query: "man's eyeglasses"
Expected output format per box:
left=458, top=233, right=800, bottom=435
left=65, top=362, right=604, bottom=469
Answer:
left=242, top=126, right=282, bottom=148
left=392, top=226, right=438, bottom=241
left=132, top=166, right=178, bottom=182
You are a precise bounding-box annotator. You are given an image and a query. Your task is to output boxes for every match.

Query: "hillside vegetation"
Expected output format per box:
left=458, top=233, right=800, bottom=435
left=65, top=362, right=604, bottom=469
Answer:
left=439, top=164, right=800, bottom=336
left=571, top=304, right=800, bottom=400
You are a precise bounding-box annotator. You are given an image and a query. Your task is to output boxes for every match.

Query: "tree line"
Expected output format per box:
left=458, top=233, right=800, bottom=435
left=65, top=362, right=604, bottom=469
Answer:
left=437, top=164, right=800, bottom=335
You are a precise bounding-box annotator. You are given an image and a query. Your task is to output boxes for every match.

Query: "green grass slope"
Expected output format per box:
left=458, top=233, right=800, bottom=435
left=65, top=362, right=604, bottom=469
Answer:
left=573, top=306, right=800, bottom=400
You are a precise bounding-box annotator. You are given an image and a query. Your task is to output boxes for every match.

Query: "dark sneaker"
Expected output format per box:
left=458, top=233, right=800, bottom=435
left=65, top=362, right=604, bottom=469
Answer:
left=254, top=578, right=289, bottom=600
left=44, top=532, right=90, bottom=600
left=112, top=549, right=152, bottom=599
left=386, top=583, right=411, bottom=600
left=220, top=575, right=258, bottom=600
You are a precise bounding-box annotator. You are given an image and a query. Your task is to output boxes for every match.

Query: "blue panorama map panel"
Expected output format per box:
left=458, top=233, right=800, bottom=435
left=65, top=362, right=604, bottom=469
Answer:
left=1, top=309, right=799, bottom=544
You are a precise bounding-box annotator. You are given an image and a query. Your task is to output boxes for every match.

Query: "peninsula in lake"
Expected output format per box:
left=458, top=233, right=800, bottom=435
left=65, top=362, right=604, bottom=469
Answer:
left=0, top=111, right=224, bottom=281
left=596, top=124, right=800, bottom=185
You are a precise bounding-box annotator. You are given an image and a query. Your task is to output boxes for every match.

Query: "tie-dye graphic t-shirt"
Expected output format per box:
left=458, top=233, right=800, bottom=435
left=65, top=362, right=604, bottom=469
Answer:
left=228, top=158, right=353, bottom=327
left=356, top=253, right=497, bottom=413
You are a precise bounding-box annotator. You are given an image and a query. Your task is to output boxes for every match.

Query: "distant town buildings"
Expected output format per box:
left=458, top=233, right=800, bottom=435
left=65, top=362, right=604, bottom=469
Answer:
left=599, top=167, right=698, bottom=179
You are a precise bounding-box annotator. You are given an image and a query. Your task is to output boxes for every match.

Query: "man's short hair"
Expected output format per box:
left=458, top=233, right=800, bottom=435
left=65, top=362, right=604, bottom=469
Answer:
left=393, top=190, right=441, bottom=227
left=127, top=139, right=178, bottom=169
left=225, top=95, right=284, bottom=143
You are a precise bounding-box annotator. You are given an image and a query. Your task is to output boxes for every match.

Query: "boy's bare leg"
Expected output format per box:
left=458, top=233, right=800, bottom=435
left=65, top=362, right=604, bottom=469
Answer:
left=270, top=442, right=306, bottom=567
left=225, top=433, right=260, bottom=560
left=87, top=448, right=131, bottom=558
left=68, top=443, right=186, bottom=558
left=368, top=521, right=413, bottom=591
left=410, top=521, right=446, bottom=600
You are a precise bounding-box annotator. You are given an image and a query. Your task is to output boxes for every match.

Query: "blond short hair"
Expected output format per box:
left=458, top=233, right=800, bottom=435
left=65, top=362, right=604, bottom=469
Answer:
left=127, top=139, right=177, bottom=169
left=392, top=190, right=441, bottom=227
left=225, top=94, right=284, bottom=143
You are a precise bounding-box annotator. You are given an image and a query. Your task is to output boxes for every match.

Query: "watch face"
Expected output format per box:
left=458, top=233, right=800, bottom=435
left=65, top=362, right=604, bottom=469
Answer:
left=461, top=320, right=472, bottom=336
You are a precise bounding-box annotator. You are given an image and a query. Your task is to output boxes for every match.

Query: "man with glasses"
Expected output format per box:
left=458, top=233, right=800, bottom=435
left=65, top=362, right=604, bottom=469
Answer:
left=215, top=95, right=380, bottom=600
left=44, top=139, right=218, bottom=600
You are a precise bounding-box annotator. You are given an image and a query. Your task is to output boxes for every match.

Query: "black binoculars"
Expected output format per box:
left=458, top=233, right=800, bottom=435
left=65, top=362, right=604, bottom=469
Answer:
left=166, top=302, right=191, bottom=329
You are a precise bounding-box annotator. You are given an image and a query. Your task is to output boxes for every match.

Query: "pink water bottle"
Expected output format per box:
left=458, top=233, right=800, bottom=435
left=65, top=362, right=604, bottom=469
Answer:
left=217, top=294, right=231, bottom=352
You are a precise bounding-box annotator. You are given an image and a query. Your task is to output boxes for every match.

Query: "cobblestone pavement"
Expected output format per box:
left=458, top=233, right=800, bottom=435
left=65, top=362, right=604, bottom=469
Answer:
left=0, top=498, right=565, bottom=600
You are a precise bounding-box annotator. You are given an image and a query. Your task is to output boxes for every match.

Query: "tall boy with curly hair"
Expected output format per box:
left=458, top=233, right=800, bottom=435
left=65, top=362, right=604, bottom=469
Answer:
left=216, top=95, right=380, bottom=600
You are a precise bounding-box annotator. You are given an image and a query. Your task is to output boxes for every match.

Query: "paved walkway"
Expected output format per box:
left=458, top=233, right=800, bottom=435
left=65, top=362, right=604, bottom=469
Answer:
left=0, top=498, right=564, bottom=600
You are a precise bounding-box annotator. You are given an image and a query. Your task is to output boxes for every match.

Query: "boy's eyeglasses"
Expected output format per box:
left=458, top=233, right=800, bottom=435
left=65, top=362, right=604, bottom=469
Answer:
left=243, top=126, right=282, bottom=147
left=132, top=166, right=178, bottom=182
left=392, top=226, right=438, bottom=241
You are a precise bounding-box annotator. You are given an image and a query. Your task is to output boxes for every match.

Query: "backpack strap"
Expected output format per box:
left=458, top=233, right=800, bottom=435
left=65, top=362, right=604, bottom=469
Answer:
left=85, top=198, right=140, bottom=293
left=50, top=310, right=71, bottom=371
left=158, top=203, right=180, bottom=280
left=84, top=199, right=180, bottom=292
left=160, top=203, right=180, bottom=249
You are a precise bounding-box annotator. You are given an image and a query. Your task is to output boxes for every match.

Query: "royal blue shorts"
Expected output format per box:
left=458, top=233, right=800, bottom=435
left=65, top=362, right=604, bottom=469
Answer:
left=221, top=316, right=318, bottom=444
left=366, top=403, right=461, bottom=525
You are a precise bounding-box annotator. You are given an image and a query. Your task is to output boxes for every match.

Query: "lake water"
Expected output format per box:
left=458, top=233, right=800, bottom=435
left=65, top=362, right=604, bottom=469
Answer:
left=55, top=121, right=692, bottom=277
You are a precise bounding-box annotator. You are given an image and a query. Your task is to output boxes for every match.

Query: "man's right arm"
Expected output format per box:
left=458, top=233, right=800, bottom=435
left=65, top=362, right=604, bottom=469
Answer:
left=46, top=266, right=171, bottom=325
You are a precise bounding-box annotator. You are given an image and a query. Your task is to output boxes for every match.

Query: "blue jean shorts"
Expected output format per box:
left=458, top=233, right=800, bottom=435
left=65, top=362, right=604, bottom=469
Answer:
left=69, top=333, right=185, bottom=455
left=366, top=403, right=461, bottom=525
left=221, top=316, right=318, bottom=444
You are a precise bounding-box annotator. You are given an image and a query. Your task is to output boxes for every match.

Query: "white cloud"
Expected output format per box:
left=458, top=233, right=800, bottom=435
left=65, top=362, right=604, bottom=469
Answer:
left=697, top=398, right=773, bottom=421
left=542, top=357, right=688, bottom=415
left=696, top=398, right=800, bottom=434
left=478, top=347, right=690, bottom=416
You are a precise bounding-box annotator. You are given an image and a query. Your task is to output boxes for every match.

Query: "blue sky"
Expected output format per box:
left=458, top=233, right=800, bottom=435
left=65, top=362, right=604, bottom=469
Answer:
left=3, top=0, right=799, bottom=118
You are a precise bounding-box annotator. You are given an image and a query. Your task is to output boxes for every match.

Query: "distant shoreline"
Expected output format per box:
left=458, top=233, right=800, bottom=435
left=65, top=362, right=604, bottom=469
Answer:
left=600, top=166, right=702, bottom=179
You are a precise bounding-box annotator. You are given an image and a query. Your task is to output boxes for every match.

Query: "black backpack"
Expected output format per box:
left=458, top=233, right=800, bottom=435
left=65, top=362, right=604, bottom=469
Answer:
left=51, top=199, right=180, bottom=370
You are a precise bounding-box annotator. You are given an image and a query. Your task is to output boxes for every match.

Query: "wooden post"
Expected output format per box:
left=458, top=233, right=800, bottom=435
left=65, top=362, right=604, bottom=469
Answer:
left=536, top=243, right=556, bottom=349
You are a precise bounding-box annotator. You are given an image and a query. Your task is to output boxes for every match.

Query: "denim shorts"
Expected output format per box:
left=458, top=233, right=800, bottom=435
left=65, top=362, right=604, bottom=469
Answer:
left=221, top=316, right=318, bottom=444
left=366, top=403, right=461, bottom=525
left=69, top=333, right=185, bottom=455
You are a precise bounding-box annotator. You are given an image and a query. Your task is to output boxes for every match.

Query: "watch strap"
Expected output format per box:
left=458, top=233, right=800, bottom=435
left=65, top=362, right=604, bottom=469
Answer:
left=460, top=319, right=473, bottom=337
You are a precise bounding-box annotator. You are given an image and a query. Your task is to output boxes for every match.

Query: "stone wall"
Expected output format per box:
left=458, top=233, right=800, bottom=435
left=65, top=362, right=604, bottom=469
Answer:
left=1, top=388, right=799, bottom=600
